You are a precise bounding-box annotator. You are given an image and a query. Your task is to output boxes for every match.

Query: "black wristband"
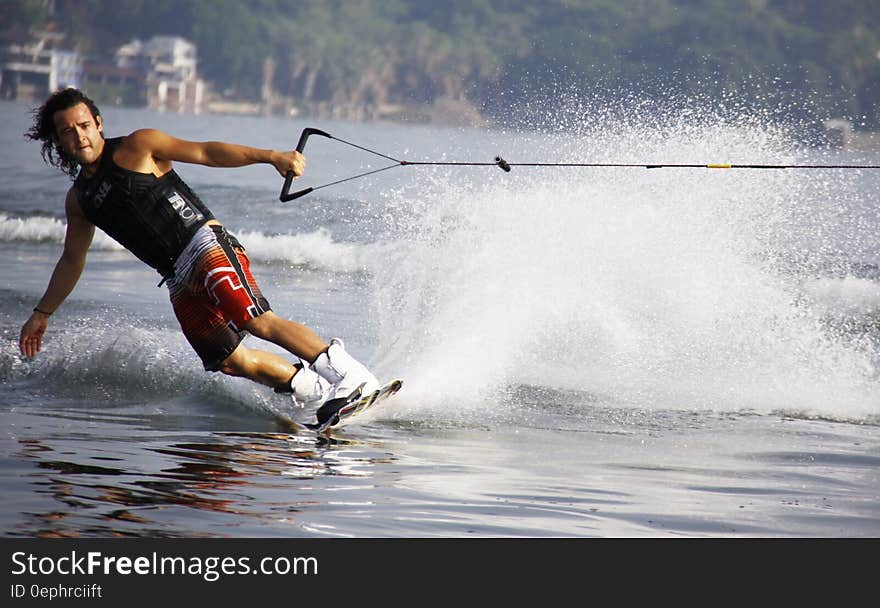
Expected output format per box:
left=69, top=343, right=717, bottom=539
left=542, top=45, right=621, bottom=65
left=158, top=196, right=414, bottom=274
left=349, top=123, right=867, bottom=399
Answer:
left=33, top=307, right=53, bottom=316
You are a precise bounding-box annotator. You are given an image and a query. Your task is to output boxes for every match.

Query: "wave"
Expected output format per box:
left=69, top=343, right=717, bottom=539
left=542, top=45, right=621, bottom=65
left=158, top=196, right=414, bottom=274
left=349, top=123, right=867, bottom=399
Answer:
left=799, top=276, right=880, bottom=320
left=234, top=227, right=384, bottom=273
left=0, top=213, right=122, bottom=250
left=0, top=213, right=384, bottom=273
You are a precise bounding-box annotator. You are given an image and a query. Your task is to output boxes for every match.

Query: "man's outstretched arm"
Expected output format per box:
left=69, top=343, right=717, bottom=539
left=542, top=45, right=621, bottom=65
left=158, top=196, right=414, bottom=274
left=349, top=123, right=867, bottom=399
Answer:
left=120, top=128, right=306, bottom=178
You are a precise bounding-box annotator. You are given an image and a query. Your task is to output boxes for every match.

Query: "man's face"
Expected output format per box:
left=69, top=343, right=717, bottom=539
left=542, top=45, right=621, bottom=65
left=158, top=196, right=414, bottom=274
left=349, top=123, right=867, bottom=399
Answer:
left=53, top=102, right=104, bottom=166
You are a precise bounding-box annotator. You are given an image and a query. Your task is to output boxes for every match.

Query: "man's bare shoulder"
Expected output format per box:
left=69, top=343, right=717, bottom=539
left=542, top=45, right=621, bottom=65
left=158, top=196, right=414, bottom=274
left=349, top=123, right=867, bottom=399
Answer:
left=119, top=128, right=169, bottom=151
left=114, top=129, right=178, bottom=172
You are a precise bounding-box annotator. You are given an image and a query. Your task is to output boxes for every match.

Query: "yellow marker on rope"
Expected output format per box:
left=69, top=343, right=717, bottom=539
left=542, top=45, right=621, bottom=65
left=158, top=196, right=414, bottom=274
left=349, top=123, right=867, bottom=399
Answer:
left=706, top=164, right=733, bottom=169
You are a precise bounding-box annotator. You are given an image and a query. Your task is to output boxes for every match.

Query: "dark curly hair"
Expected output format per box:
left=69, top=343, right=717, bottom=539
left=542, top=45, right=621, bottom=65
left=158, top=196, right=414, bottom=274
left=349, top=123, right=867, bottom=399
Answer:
left=25, top=88, right=102, bottom=178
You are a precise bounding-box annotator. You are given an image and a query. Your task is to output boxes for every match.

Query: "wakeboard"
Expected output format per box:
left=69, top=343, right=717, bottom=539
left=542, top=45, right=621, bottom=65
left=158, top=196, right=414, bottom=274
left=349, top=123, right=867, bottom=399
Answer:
left=306, top=379, right=403, bottom=433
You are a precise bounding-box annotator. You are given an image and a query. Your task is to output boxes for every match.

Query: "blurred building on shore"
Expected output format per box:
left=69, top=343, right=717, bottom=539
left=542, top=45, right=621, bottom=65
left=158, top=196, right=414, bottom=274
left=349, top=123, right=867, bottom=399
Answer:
left=0, top=28, right=81, bottom=100
left=1, top=31, right=204, bottom=113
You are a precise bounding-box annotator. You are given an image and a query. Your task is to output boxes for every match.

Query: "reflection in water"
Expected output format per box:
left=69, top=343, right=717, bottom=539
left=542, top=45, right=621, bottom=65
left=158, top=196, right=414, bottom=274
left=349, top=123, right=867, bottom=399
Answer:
left=12, top=431, right=395, bottom=538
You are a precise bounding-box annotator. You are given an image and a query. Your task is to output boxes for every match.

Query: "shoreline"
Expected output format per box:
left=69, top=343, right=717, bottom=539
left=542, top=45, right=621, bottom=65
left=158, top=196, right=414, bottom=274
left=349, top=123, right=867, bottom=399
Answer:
left=3, top=97, right=878, bottom=151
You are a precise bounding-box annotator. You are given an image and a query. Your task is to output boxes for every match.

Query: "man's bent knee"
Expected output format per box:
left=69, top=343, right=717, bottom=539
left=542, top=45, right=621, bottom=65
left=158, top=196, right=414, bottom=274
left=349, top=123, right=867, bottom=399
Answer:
left=217, top=345, right=249, bottom=377
left=242, top=310, right=278, bottom=339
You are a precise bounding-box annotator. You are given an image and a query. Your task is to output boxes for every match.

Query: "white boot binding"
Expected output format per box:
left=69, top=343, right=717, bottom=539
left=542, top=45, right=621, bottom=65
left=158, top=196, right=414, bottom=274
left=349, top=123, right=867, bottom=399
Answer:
left=275, top=364, right=330, bottom=409
left=309, top=339, right=380, bottom=427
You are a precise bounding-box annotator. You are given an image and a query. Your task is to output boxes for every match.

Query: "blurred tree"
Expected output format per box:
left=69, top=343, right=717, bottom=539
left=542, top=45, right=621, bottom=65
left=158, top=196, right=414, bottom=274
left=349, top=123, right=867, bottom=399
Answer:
left=4, top=0, right=878, bottom=127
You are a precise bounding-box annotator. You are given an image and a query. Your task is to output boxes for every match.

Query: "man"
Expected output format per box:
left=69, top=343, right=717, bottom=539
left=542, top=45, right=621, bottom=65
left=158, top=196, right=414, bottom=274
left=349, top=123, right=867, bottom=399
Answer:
left=19, top=87, right=379, bottom=425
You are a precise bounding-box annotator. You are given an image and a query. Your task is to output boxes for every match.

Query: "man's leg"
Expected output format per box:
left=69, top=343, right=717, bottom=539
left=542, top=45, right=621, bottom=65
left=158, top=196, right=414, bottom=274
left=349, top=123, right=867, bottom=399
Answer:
left=244, top=311, right=380, bottom=408
left=184, top=226, right=378, bottom=410
left=216, top=340, right=300, bottom=389
left=217, top=341, right=330, bottom=408
left=243, top=311, right=326, bottom=362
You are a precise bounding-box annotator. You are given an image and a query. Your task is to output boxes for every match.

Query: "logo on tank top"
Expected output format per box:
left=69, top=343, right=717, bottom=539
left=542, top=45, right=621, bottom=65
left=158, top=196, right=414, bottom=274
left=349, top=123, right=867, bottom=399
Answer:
left=93, top=181, right=112, bottom=206
left=167, top=191, right=203, bottom=226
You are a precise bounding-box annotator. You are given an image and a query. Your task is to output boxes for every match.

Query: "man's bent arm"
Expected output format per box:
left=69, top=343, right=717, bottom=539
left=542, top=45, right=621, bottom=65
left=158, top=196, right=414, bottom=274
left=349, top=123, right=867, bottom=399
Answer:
left=19, top=190, right=94, bottom=357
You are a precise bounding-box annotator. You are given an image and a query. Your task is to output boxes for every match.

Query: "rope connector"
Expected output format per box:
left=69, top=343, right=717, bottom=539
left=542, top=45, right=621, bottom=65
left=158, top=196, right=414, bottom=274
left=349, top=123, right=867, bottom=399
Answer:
left=495, top=156, right=511, bottom=172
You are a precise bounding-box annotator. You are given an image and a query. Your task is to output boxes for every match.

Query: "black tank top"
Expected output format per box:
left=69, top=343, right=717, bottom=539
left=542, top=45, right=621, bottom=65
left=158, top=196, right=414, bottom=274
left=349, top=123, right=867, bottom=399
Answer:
left=73, top=137, right=215, bottom=278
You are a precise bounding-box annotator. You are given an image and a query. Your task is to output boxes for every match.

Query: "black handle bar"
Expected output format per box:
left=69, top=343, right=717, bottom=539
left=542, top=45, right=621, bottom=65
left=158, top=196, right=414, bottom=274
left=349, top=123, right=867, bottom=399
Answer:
left=279, top=127, right=332, bottom=202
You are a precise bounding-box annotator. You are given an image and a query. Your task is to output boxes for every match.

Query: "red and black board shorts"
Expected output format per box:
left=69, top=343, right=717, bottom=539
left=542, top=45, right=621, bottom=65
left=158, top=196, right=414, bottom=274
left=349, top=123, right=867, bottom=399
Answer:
left=167, top=224, right=271, bottom=371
